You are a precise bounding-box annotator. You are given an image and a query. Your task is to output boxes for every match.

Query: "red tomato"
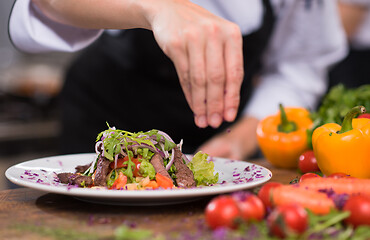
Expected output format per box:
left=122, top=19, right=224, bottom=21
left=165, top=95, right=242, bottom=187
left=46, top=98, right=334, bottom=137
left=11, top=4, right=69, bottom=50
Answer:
left=155, top=173, right=174, bottom=189
left=298, top=150, right=320, bottom=174
left=327, top=172, right=353, bottom=179
left=205, top=195, right=241, bottom=230
left=258, top=182, right=283, bottom=209
left=109, top=157, right=128, bottom=169
left=299, top=172, right=321, bottom=182
left=343, top=195, right=370, bottom=228
left=267, top=204, right=308, bottom=238
left=232, top=192, right=265, bottom=222
left=109, top=156, right=142, bottom=177
left=110, top=172, right=128, bottom=190
left=358, top=113, right=370, bottom=119
left=132, top=158, right=142, bottom=177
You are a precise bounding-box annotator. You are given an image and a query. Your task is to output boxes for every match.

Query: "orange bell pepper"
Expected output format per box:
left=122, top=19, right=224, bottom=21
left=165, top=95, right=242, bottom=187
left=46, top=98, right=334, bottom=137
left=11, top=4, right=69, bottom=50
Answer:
left=256, top=104, right=313, bottom=168
left=312, top=106, right=370, bottom=178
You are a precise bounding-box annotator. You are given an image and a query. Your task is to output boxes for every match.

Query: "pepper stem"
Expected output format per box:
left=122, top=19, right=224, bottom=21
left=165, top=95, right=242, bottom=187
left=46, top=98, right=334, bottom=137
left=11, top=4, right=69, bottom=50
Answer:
left=277, top=103, right=297, bottom=133
left=338, top=106, right=366, bottom=134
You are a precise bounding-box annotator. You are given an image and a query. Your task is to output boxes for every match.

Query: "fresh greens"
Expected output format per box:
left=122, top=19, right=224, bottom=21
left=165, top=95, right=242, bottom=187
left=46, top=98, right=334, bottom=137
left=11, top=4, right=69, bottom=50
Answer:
left=96, top=125, right=177, bottom=182
left=307, top=84, right=370, bottom=148
left=91, top=126, right=219, bottom=188
left=187, top=152, right=219, bottom=186
left=139, top=160, right=156, bottom=180
left=137, top=148, right=154, bottom=161
left=96, top=126, right=157, bottom=162
left=163, top=158, right=177, bottom=181
left=12, top=224, right=106, bottom=240
left=106, top=169, right=118, bottom=188
left=114, top=225, right=155, bottom=240
left=311, top=84, right=370, bottom=129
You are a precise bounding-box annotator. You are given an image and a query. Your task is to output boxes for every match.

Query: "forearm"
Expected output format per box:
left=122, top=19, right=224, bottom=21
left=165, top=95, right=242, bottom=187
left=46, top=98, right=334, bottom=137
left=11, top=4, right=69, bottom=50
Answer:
left=31, top=0, right=158, bottom=30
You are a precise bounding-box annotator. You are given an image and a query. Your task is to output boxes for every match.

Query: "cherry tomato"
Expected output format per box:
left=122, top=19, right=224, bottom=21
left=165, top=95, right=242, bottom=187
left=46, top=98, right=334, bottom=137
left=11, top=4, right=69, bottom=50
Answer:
left=298, top=150, right=320, bottom=174
left=205, top=195, right=240, bottom=230
left=232, top=192, right=266, bottom=222
left=267, top=203, right=308, bottom=238
left=327, top=172, right=353, bottom=179
left=299, top=172, right=321, bottom=182
left=343, top=195, right=370, bottom=228
left=358, top=113, right=370, bottom=119
left=258, top=182, right=283, bottom=209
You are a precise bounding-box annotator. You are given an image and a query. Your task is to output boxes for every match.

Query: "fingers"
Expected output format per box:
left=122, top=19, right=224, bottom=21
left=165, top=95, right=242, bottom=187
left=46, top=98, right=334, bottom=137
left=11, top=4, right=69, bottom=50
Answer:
left=224, top=25, right=244, bottom=122
left=187, top=31, right=208, bottom=128
left=152, top=4, right=243, bottom=129
left=205, top=24, right=225, bottom=128
left=187, top=22, right=243, bottom=129
left=171, top=48, right=192, bottom=110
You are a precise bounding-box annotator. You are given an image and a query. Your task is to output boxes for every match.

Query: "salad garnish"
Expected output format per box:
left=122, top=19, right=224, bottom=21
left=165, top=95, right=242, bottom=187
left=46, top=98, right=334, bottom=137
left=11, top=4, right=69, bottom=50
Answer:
left=57, top=125, right=218, bottom=190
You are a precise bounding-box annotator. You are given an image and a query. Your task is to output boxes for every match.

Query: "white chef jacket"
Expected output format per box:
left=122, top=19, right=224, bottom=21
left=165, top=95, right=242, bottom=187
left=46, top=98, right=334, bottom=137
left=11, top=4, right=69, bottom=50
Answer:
left=8, top=0, right=347, bottom=120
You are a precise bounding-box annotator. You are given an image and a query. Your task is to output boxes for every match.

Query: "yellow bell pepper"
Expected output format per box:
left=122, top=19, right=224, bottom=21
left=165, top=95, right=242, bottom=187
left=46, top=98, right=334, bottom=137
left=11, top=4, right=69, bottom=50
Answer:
left=312, top=106, right=370, bottom=178
left=256, top=104, right=313, bottom=168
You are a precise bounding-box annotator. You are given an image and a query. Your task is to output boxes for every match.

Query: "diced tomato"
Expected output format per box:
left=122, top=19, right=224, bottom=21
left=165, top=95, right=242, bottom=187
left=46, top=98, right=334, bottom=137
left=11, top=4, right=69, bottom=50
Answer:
left=109, top=156, right=129, bottom=169
left=132, top=158, right=142, bottom=177
left=146, top=180, right=159, bottom=189
left=155, top=173, right=174, bottom=189
left=111, top=172, right=127, bottom=190
left=110, top=156, right=142, bottom=177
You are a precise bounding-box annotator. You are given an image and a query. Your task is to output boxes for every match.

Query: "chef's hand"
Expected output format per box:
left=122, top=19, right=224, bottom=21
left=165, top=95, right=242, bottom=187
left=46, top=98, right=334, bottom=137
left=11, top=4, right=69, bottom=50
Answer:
left=32, top=0, right=243, bottom=129
left=150, top=0, right=244, bottom=128
left=197, top=116, right=259, bottom=160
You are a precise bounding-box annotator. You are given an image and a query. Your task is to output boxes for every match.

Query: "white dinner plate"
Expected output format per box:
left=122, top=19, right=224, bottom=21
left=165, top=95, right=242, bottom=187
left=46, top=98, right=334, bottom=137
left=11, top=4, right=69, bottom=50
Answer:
left=5, top=153, right=272, bottom=205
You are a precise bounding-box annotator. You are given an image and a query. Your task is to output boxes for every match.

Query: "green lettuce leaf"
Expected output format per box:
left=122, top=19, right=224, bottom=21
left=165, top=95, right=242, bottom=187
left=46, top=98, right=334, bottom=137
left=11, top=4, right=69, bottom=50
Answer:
left=187, top=151, right=219, bottom=186
left=139, top=160, right=156, bottom=180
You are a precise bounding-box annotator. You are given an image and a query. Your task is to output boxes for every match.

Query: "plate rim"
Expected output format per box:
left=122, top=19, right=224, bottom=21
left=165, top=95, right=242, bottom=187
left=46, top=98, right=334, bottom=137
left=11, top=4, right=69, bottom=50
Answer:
left=5, top=153, right=272, bottom=200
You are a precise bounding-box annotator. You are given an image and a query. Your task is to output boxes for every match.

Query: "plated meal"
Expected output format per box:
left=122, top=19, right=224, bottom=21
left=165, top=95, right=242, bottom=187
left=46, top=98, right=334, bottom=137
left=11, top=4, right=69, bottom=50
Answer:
left=56, top=126, right=219, bottom=190
left=5, top=126, right=272, bottom=205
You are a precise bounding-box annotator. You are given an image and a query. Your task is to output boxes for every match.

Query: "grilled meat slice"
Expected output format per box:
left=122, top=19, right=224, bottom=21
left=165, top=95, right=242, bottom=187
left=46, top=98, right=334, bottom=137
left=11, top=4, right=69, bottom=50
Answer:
left=72, top=175, right=93, bottom=187
left=150, top=153, right=172, bottom=180
left=75, top=163, right=92, bottom=173
left=173, top=147, right=196, bottom=188
left=57, top=172, right=93, bottom=187
left=94, top=155, right=111, bottom=186
left=57, top=172, right=74, bottom=184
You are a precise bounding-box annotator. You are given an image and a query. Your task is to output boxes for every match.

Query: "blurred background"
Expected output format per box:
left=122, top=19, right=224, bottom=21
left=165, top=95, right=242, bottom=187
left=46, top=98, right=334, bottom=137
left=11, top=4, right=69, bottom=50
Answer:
left=0, top=0, right=369, bottom=191
left=0, top=0, right=75, bottom=190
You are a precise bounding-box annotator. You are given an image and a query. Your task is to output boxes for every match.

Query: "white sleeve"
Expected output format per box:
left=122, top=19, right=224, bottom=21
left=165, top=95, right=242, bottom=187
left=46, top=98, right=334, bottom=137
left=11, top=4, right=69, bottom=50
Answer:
left=8, top=0, right=103, bottom=53
left=244, top=0, right=348, bottom=120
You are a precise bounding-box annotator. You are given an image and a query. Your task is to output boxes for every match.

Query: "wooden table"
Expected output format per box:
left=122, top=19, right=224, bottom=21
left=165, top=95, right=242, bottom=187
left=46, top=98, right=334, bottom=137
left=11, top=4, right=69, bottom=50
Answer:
left=0, top=159, right=299, bottom=240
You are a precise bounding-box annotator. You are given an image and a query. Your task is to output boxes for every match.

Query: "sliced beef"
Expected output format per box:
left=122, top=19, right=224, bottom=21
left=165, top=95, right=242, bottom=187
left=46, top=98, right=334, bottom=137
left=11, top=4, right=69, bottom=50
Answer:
left=71, top=175, right=93, bottom=187
left=173, top=147, right=196, bottom=188
left=57, top=172, right=74, bottom=184
left=57, top=172, right=93, bottom=187
left=94, top=155, right=111, bottom=186
left=75, top=163, right=92, bottom=173
left=150, top=153, right=172, bottom=180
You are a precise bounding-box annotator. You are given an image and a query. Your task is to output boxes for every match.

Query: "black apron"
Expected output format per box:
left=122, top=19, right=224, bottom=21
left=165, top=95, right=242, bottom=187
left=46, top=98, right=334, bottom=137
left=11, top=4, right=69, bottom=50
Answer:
left=329, top=47, right=370, bottom=90
left=59, top=0, right=275, bottom=154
